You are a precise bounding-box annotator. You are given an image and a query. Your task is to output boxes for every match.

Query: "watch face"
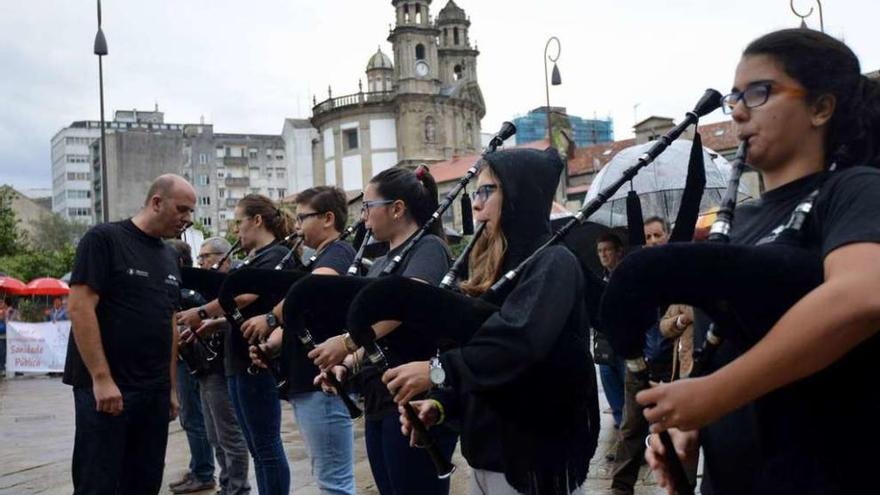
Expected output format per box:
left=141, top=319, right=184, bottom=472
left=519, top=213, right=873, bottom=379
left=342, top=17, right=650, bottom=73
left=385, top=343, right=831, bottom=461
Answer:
left=430, top=366, right=446, bottom=385
left=415, top=60, right=429, bottom=77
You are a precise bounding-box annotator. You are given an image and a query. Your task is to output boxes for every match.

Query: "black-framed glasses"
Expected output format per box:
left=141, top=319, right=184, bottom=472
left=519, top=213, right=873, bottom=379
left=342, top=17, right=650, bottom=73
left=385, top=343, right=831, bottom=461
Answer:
left=721, top=81, right=807, bottom=115
left=296, top=211, right=325, bottom=223
left=360, top=199, right=395, bottom=214
left=470, top=184, right=498, bottom=203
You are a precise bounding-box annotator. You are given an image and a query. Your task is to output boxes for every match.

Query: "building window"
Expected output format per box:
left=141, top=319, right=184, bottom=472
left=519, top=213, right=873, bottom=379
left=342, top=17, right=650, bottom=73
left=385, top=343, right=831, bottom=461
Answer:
left=415, top=43, right=425, bottom=60
left=424, top=116, right=436, bottom=142
left=67, top=190, right=91, bottom=199
left=249, top=148, right=258, bottom=158
left=68, top=207, right=92, bottom=217
left=199, top=153, right=208, bottom=164
left=66, top=154, right=90, bottom=164
left=225, top=146, right=232, bottom=157
left=199, top=196, right=211, bottom=206
left=67, top=172, right=91, bottom=181
left=454, top=27, right=460, bottom=45
left=275, top=151, right=284, bottom=160
left=454, top=64, right=463, bottom=81
left=200, top=217, right=212, bottom=227
left=249, top=167, right=260, bottom=179
left=250, top=188, right=261, bottom=195
left=218, top=188, right=225, bottom=198
left=343, top=129, right=359, bottom=151
left=268, top=188, right=276, bottom=198
left=276, top=168, right=286, bottom=179
left=217, top=169, right=225, bottom=178
left=197, top=174, right=209, bottom=186
left=216, top=147, right=224, bottom=158
left=266, top=170, right=273, bottom=178
left=277, top=188, right=286, bottom=198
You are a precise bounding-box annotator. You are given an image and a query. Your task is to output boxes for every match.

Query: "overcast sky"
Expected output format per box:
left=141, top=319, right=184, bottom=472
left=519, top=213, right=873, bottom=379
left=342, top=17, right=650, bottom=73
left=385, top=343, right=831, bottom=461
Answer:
left=2, top=0, right=879, bottom=191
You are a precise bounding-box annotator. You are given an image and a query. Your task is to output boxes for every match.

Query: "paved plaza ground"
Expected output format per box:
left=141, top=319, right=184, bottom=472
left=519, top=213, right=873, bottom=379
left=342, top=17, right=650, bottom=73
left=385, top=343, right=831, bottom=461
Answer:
left=0, top=373, right=681, bottom=494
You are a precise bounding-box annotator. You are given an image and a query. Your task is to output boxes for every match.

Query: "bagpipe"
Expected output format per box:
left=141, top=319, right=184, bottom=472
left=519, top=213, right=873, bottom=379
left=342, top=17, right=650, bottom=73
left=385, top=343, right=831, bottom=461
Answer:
left=599, top=141, right=827, bottom=495
left=278, top=122, right=519, bottom=479
left=337, top=90, right=726, bottom=492
left=216, top=221, right=367, bottom=413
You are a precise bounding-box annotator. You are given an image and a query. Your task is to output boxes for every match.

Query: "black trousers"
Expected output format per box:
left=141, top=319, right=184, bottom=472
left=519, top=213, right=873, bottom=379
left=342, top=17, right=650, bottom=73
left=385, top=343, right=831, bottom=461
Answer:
left=72, top=387, right=171, bottom=495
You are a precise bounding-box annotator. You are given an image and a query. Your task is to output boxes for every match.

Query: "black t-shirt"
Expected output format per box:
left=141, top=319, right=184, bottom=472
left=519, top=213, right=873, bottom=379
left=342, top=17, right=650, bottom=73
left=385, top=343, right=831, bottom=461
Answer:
left=224, top=242, right=293, bottom=376
left=359, top=233, right=451, bottom=419
left=701, top=166, right=880, bottom=495
left=63, top=219, right=181, bottom=391
left=286, top=239, right=356, bottom=396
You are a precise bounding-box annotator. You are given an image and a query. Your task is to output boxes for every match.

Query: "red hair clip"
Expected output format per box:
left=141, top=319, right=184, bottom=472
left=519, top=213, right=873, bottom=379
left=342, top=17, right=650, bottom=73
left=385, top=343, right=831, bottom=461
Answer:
left=415, top=165, right=427, bottom=181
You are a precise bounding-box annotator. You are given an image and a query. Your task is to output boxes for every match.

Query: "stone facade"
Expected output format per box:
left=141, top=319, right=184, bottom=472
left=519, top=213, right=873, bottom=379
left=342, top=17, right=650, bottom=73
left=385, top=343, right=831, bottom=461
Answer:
left=310, top=0, right=485, bottom=192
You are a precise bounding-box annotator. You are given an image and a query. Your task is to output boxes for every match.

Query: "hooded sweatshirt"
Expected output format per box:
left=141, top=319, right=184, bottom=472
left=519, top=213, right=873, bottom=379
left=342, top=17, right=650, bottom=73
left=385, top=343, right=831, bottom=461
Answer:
left=436, top=148, right=600, bottom=494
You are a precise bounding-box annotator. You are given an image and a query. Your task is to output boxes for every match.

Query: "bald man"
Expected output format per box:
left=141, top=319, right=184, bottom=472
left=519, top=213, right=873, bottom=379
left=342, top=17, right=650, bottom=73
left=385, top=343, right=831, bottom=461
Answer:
left=64, top=174, right=196, bottom=495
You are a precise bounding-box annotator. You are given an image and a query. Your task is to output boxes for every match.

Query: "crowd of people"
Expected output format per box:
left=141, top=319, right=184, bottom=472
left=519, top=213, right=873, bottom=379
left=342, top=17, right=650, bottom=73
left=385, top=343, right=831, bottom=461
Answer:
left=59, top=27, right=880, bottom=495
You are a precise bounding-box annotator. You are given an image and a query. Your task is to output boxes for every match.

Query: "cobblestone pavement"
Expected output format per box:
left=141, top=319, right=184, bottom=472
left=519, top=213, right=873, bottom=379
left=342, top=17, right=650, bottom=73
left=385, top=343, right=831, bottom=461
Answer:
left=0, top=373, right=679, bottom=494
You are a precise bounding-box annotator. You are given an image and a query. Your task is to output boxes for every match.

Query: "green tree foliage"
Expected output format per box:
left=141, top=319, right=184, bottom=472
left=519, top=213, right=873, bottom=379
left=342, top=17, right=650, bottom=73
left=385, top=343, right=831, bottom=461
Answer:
left=0, top=188, right=77, bottom=281
left=0, top=186, right=25, bottom=256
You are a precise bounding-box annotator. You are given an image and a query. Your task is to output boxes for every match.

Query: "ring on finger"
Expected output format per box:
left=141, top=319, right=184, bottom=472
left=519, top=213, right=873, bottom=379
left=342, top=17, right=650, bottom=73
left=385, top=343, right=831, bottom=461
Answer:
left=644, top=434, right=653, bottom=450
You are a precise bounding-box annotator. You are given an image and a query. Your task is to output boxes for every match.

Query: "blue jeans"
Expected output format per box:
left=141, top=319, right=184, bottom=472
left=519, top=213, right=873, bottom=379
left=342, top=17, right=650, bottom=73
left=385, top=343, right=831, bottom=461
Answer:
left=227, top=371, right=289, bottom=495
left=176, top=361, right=215, bottom=482
left=599, top=356, right=626, bottom=427
left=72, top=387, right=170, bottom=495
left=365, top=413, right=458, bottom=495
left=290, top=391, right=356, bottom=495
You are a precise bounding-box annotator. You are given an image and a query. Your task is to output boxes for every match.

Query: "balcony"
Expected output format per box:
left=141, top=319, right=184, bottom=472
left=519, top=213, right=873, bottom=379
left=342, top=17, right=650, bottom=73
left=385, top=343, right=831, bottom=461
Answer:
left=223, top=156, right=248, bottom=167
left=225, top=176, right=250, bottom=187
left=312, top=90, right=395, bottom=116
left=226, top=197, right=243, bottom=208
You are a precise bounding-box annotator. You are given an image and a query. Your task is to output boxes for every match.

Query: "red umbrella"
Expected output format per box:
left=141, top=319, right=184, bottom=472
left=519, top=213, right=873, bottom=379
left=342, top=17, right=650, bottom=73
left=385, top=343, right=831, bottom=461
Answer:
left=24, top=277, right=71, bottom=296
left=0, top=275, right=27, bottom=295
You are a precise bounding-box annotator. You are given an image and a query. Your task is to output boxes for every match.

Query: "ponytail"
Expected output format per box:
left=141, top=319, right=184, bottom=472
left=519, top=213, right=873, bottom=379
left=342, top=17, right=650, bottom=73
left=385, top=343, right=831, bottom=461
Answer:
left=370, top=165, right=445, bottom=240
left=237, top=194, right=295, bottom=240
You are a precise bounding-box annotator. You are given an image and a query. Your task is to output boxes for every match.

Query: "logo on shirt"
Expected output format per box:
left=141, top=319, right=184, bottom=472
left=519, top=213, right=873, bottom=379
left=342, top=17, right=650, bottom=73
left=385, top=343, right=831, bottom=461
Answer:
left=164, top=274, right=180, bottom=287
left=126, top=268, right=150, bottom=278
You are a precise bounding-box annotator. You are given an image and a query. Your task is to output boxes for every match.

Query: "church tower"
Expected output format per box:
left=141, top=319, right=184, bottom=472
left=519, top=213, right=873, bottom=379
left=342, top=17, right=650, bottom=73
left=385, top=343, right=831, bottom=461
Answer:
left=388, top=0, right=441, bottom=95
left=436, top=0, right=479, bottom=85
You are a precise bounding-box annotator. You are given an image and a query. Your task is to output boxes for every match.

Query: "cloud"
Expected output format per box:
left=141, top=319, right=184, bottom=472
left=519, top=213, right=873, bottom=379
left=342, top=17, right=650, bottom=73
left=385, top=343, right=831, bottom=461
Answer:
left=2, top=0, right=879, bottom=190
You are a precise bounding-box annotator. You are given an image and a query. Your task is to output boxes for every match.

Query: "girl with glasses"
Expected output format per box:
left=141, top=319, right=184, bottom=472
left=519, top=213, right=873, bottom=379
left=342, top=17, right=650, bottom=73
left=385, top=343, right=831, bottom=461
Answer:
left=391, top=148, right=599, bottom=494
left=639, top=29, right=880, bottom=495
left=241, top=186, right=358, bottom=494
left=309, top=165, right=459, bottom=495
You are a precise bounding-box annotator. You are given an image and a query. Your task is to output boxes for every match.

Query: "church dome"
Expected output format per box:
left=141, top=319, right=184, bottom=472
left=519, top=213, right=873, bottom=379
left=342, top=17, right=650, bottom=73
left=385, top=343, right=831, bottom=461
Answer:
left=366, top=47, right=393, bottom=71
left=437, top=0, right=467, bottom=22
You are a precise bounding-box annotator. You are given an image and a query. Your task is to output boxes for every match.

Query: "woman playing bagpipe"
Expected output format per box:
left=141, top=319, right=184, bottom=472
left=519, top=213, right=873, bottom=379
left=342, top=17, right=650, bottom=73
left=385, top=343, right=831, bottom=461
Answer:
left=242, top=186, right=359, bottom=495
left=370, top=148, right=599, bottom=494
left=177, top=193, right=297, bottom=495
left=605, top=29, right=880, bottom=494
left=308, top=165, right=460, bottom=495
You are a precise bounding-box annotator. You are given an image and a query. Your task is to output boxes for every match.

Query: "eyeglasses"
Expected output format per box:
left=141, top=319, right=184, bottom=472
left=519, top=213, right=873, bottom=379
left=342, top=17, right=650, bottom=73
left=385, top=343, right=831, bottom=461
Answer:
left=470, top=184, right=498, bottom=203
left=721, top=81, right=807, bottom=115
left=296, top=211, right=325, bottom=222
left=196, top=252, right=224, bottom=261
left=360, top=199, right=395, bottom=214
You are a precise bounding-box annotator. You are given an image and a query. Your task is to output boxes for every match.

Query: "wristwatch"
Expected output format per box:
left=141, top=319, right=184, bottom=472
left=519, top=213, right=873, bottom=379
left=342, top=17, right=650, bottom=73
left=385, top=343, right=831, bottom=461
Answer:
left=429, top=356, right=446, bottom=387
left=197, top=306, right=209, bottom=320
left=265, top=311, right=278, bottom=328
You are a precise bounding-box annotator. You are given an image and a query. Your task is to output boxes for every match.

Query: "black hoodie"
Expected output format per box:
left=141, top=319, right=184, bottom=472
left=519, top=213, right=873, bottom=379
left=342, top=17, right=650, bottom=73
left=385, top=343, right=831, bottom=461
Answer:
left=436, top=148, right=600, bottom=494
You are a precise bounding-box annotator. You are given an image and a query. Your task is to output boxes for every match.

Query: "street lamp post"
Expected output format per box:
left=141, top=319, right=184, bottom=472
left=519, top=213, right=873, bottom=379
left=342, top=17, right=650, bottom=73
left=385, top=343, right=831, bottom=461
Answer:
left=544, top=36, right=562, bottom=148
left=94, top=0, right=109, bottom=223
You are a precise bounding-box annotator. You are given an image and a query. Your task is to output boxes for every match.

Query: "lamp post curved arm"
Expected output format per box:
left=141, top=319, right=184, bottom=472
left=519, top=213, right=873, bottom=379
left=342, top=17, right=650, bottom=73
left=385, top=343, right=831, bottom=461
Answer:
left=544, top=36, right=561, bottom=149
left=790, top=0, right=824, bottom=32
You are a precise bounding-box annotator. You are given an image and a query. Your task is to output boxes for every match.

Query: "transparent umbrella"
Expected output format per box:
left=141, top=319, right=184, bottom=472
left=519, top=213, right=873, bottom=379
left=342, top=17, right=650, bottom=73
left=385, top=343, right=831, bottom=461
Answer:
left=584, top=139, right=750, bottom=227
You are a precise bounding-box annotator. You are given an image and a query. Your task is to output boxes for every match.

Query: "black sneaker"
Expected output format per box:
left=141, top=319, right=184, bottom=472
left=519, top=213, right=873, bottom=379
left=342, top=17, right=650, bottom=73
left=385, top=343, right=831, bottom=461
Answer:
left=171, top=477, right=217, bottom=494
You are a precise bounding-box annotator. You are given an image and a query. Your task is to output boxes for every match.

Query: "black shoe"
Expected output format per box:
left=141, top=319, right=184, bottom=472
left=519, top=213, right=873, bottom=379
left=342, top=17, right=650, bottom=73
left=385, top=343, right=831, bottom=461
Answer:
left=169, top=472, right=194, bottom=489
left=172, top=477, right=216, bottom=494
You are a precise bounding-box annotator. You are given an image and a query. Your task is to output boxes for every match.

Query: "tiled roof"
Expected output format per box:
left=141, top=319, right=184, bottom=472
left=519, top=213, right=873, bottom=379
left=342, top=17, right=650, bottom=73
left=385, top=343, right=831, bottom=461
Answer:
left=430, top=139, right=550, bottom=184
left=567, top=138, right=636, bottom=176
left=697, top=120, right=738, bottom=153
